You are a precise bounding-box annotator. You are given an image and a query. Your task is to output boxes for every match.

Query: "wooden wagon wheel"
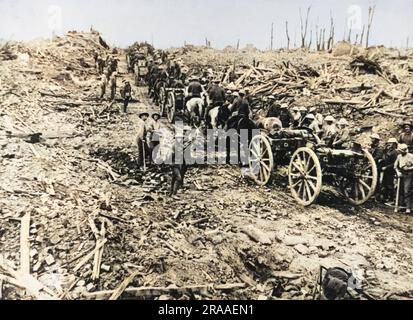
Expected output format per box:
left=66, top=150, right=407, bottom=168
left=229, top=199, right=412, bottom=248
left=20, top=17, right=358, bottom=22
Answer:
left=288, top=147, right=322, bottom=206
left=248, top=134, right=274, bottom=186
left=166, top=91, right=176, bottom=123
left=340, top=149, right=378, bottom=205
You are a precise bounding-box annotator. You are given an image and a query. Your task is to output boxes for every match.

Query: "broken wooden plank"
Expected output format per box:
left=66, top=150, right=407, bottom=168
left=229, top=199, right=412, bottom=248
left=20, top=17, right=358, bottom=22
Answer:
left=73, top=239, right=107, bottom=272
left=323, top=99, right=366, bottom=105
left=0, top=258, right=59, bottom=299
left=20, top=212, right=31, bottom=275
left=92, top=220, right=106, bottom=280
left=109, top=271, right=142, bottom=300
left=84, top=282, right=245, bottom=300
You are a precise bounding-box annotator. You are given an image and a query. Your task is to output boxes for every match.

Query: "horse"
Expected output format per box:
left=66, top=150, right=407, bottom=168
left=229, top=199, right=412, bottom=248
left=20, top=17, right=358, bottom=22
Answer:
left=207, top=105, right=232, bottom=129
left=225, top=114, right=258, bottom=165
left=186, top=97, right=206, bottom=128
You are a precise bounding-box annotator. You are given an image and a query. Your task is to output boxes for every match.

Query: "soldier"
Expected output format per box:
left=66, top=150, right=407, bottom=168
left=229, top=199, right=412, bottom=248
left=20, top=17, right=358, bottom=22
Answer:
left=121, top=80, right=132, bottom=113
left=369, top=133, right=384, bottom=166
left=369, top=133, right=384, bottom=200
left=381, top=138, right=399, bottom=203
left=279, top=104, right=293, bottom=128
left=298, top=106, right=308, bottom=125
left=332, top=118, right=351, bottom=148
left=109, top=73, right=117, bottom=101
left=231, top=90, right=250, bottom=117
left=321, top=115, right=337, bottom=145
left=244, top=88, right=253, bottom=106
left=266, top=96, right=280, bottom=117
left=110, top=58, right=118, bottom=74
left=310, top=106, right=324, bottom=126
left=99, top=73, right=109, bottom=100
left=146, top=113, right=162, bottom=161
left=97, top=56, right=105, bottom=74
left=394, top=144, right=413, bottom=214
left=184, top=76, right=204, bottom=106
left=398, top=121, right=413, bottom=151
left=290, top=106, right=301, bottom=127
left=302, top=114, right=321, bottom=134
left=205, top=79, right=226, bottom=120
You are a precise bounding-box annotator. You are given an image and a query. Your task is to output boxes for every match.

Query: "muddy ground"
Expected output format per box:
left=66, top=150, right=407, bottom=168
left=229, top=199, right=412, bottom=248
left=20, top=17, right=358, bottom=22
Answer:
left=0, top=32, right=412, bottom=300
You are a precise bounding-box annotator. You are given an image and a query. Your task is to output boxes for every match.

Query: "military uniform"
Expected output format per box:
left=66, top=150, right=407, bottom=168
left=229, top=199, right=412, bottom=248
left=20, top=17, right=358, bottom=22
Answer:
left=97, top=57, right=105, bottom=74
left=100, top=76, right=108, bottom=99
left=109, top=75, right=117, bottom=101
left=399, top=132, right=413, bottom=150
left=322, top=123, right=337, bottom=146
left=381, top=144, right=398, bottom=202
left=121, top=82, right=132, bottom=113
left=394, top=147, right=413, bottom=213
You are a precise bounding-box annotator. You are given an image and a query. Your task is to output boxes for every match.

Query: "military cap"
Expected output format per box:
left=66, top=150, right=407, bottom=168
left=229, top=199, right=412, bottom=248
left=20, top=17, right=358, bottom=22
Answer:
left=398, top=143, right=408, bottom=151
left=324, top=115, right=335, bottom=122
left=139, top=112, right=149, bottom=118
left=337, top=118, right=349, bottom=126
left=305, top=113, right=315, bottom=120
left=387, top=138, right=398, bottom=144
left=370, top=133, right=381, bottom=140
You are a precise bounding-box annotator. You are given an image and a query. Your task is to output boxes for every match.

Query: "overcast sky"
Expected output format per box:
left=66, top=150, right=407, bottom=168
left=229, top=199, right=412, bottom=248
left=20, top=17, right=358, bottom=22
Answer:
left=0, top=0, right=412, bottom=49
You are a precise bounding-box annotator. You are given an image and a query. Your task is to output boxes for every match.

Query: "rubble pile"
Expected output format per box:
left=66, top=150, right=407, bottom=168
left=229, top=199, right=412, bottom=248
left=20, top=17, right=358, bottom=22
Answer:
left=174, top=43, right=413, bottom=139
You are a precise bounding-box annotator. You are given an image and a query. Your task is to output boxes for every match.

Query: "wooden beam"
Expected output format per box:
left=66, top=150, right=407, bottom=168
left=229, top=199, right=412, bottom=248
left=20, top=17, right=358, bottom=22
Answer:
left=20, top=212, right=31, bottom=275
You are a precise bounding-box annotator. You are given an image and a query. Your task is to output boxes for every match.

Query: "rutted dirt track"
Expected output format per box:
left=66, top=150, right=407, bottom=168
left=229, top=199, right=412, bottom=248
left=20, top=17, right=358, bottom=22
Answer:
left=0, top=32, right=412, bottom=300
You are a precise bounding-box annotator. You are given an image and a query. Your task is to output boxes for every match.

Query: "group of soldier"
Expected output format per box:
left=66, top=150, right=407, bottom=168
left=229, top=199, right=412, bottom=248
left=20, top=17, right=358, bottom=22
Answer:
left=94, top=50, right=132, bottom=112
left=125, top=48, right=413, bottom=212
left=368, top=122, right=413, bottom=214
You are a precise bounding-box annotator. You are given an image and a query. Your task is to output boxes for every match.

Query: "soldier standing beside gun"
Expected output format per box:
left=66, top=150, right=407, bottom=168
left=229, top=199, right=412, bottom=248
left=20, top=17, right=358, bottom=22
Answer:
left=381, top=138, right=399, bottom=204
left=399, top=121, right=413, bottom=151
left=394, top=144, right=413, bottom=214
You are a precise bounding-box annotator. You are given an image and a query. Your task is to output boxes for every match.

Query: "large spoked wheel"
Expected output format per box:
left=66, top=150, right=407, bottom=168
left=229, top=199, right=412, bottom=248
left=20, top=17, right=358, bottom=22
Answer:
left=340, top=149, right=378, bottom=205
left=248, top=134, right=274, bottom=186
left=166, top=91, right=176, bottom=123
left=288, top=147, right=322, bottom=206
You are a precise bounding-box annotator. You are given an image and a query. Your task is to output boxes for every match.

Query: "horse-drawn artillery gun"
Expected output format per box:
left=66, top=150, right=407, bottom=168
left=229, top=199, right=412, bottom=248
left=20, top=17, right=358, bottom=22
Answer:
left=248, top=128, right=378, bottom=206
left=133, top=54, right=149, bottom=86
left=162, top=87, right=186, bottom=123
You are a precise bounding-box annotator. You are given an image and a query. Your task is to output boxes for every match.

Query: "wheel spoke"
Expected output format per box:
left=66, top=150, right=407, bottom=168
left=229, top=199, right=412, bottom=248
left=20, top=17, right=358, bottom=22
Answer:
left=260, top=161, right=270, bottom=173
left=358, top=183, right=366, bottom=199
left=358, top=179, right=371, bottom=192
left=292, top=162, right=304, bottom=174
left=296, top=154, right=305, bottom=171
left=307, top=179, right=317, bottom=193
left=292, top=179, right=303, bottom=189
left=304, top=180, right=313, bottom=200
left=306, top=175, right=319, bottom=181
left=250, top=148, right=259, bottom=159
left=259, top=166, right=264, bottom=181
